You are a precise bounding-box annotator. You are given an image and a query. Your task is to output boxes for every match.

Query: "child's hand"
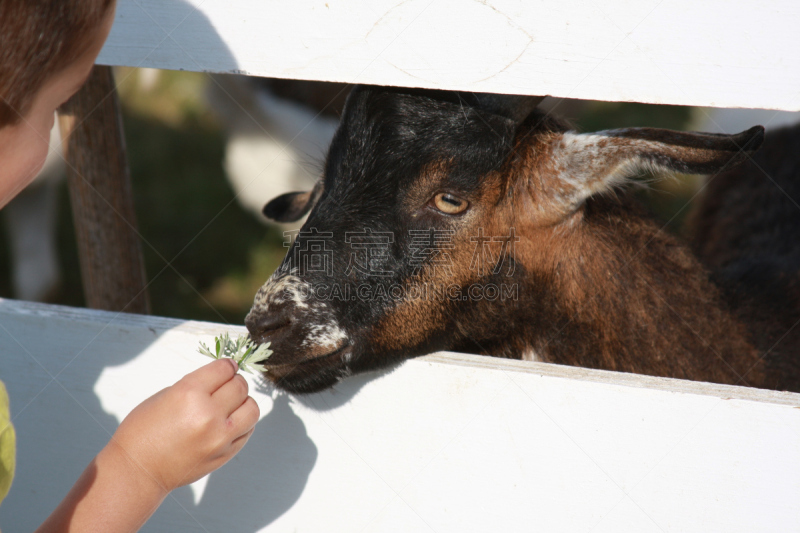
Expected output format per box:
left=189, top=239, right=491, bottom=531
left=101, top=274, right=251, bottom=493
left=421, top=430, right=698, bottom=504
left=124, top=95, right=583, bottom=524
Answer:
left=105, top=358, right=260, bottom=493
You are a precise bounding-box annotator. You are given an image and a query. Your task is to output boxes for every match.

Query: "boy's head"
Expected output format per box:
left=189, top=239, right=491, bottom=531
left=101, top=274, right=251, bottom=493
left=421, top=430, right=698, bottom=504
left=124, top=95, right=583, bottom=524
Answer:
left=0, top=0, right=116, bottom=207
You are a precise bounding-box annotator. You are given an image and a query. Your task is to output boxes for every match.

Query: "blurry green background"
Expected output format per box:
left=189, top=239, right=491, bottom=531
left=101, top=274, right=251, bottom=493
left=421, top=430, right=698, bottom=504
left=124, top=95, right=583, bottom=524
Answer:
left=0, top=69, right=696, bottom=325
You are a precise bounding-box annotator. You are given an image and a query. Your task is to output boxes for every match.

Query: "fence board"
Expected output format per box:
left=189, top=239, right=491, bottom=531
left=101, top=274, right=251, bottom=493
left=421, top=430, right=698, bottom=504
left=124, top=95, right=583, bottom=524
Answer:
left=1, top=299, right=798, bottom=532
left=97, top=0, right=800, bottom=111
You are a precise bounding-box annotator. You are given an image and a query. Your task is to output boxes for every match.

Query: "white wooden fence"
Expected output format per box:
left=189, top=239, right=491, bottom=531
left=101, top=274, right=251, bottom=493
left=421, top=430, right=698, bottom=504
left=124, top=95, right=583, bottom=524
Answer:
left=98, top=0, right=800, bottom=111
left=1, top=299, right=799, bottom=532
left=3, top=1, right=800, bottom=531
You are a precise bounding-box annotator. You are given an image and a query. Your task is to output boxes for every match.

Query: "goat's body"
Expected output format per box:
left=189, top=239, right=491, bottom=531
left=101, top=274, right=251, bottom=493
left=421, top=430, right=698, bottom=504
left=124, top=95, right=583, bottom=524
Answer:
left=458, top=193, right=765, bottom=388
left=689, top=124, right=800, bottom=391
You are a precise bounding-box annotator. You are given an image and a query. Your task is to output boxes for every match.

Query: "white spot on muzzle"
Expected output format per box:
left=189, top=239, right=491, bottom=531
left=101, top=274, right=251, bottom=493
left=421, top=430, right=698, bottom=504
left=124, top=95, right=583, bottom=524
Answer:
left=250, top=269, right=350, bottom=354
left=250, top=269, right=311, bottom=313
left=521, top=348, right=541, bottom=362
left=303, top=321, right=348, bottom=352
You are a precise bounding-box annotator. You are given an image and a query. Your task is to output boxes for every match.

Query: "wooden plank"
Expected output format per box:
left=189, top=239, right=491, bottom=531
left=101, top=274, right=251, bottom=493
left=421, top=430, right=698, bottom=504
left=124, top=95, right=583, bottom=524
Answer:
left=1, top=299, right=798, bottom=532
left=96, top=0, right=800, bottom=111
left=59, top=66, right=150, bottom=314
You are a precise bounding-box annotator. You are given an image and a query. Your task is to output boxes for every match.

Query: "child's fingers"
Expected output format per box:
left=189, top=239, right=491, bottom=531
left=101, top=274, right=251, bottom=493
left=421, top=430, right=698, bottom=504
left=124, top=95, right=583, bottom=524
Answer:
left=182, top=358, right=238, bottom=393
left=211, top=374, right=250, bottom=416
left=227, top=426, right=255, bottom=456
left=227, top=396, right=260, bottom=440
left=210, top=426, right=256, bottom=473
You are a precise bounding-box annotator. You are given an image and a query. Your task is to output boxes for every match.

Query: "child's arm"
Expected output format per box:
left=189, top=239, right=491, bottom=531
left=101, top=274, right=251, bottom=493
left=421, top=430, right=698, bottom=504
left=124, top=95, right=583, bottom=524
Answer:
left=35, top=358, right=259, bottom=532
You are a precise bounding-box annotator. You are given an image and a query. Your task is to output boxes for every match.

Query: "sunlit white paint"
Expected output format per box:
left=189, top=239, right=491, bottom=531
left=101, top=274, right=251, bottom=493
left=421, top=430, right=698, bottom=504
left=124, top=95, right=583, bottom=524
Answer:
left=2, top=299, right=799, bottom=533
left=98, top=0, right=800, bottom=111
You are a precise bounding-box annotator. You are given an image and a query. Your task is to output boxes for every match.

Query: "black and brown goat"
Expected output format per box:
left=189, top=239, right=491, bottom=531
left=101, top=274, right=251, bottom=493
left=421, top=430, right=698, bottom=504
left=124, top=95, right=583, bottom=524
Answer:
left=245, top=86, right=799, bottom=394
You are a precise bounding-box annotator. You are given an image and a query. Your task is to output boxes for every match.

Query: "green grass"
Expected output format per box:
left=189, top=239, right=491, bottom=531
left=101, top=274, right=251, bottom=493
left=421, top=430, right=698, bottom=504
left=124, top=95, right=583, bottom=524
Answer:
left=573, top=100, right=693, bottom=132
left=116, top=69, right=284, bottom=323
left=123, top=110, right=285, bottom=323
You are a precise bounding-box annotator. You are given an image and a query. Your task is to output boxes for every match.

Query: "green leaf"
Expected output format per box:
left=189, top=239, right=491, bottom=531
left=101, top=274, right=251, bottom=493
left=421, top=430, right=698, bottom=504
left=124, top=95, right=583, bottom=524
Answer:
left=198, top=341, right=217, bottom=360
left=197, top=333, right=272, bottom=374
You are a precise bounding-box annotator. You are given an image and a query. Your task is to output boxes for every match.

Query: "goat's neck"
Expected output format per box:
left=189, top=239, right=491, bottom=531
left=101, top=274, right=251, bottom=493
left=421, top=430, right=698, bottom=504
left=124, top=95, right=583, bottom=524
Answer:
left=511, top=197, right=763, bottom=386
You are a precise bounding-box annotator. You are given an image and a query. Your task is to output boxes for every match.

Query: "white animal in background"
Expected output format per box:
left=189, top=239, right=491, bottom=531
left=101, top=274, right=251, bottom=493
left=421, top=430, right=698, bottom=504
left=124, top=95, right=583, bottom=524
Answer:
left=206, top=75, right=343, bottom=230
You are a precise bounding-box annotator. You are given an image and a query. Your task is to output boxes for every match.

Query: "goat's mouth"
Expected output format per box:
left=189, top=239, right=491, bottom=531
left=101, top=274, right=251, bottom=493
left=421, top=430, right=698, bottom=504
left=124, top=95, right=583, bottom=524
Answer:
left=261, top=342, right=351, bottom=370
left=256, top=340, right=354, bottom=394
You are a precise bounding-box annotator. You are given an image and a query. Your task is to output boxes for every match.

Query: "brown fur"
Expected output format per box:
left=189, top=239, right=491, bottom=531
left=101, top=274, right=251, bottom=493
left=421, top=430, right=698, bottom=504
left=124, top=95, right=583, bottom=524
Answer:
left=524, top=195, right=763, bottom=385
left=442, top=119, right=769, bottom=386
left=689, top=124, right=800, bottom=390
left=372, top=119, right=769, bottom=387
left=249, top=87, right=793, bottom=394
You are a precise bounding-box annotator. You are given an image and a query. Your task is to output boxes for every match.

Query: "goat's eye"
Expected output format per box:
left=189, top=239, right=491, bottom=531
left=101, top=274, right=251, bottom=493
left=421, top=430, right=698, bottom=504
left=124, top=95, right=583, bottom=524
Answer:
left=432, top=192, right=469, bottom=215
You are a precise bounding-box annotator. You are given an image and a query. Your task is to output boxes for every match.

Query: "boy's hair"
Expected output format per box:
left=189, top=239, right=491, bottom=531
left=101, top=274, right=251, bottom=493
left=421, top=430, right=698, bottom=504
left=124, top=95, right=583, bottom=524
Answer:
left=0, top=0, right=114, bottom=127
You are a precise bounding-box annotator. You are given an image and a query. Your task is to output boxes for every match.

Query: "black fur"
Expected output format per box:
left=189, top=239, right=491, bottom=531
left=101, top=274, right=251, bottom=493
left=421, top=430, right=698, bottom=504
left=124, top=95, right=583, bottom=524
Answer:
left=247, top=85, right=796, bottom=394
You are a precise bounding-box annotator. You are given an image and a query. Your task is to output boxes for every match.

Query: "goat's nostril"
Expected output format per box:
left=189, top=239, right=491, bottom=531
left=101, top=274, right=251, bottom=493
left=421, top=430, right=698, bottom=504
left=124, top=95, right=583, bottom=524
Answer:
left=245, top=312, right=291, bottom=339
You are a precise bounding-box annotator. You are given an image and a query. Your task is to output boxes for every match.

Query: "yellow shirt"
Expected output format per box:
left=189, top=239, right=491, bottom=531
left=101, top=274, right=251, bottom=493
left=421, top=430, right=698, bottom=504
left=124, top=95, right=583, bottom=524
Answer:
left=0, top=380, right=15, bottom=505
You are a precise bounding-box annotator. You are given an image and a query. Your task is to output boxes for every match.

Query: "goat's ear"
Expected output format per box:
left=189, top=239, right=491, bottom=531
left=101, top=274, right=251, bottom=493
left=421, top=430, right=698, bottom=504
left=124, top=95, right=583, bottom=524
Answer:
left=543, top=125, right=765, bottom=214
left=262, top=180, right=324, bottom=223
